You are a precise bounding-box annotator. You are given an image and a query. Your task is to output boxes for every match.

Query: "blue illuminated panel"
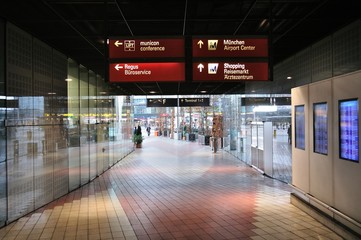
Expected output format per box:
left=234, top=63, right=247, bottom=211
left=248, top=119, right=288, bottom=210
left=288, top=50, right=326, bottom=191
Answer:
left=339, top=99, right=359, bottom=162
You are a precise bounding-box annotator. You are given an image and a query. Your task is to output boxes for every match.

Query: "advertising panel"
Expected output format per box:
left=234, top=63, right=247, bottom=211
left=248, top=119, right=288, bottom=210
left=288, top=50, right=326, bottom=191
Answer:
left=192, top=37, right=268, bottom=57
left=192, top=62, right=268, bottom=81
left=339, top=99, right=359, bottom=162
left=109, top=38, right=184, bottom=58
left=109, top=62, right=185, bottom=82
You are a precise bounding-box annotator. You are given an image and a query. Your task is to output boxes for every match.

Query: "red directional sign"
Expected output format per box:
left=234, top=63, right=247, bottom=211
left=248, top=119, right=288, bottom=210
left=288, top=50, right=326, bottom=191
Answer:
left=193, top=62, right=268, bottom=81
left=109, top=38, right=185, bottom=58
left=192, top=38, right=268, bottom=57
left=109, top=62, right=185, bottom=82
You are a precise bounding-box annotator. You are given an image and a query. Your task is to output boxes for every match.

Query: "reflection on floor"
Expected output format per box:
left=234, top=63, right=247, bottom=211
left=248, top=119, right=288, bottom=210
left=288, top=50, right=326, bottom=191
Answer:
left=0, top=136, right=341, bottom=240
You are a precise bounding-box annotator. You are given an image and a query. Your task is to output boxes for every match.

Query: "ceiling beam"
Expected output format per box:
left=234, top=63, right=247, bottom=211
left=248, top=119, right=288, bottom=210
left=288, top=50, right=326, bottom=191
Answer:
left=114, top=0, right=134, bottom=36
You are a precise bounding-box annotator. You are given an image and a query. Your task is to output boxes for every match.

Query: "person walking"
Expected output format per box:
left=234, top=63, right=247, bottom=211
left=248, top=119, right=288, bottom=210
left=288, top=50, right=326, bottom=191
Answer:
left=288, top=124, right=292, bottom=144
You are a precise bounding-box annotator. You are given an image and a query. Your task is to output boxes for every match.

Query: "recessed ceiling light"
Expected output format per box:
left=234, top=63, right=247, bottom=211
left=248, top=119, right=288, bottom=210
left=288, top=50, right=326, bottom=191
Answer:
left=149, top=91, right=156, bottom=94
left=200, top=90, right=207, bottom=93
left=287, top=76, right=292, bottom=79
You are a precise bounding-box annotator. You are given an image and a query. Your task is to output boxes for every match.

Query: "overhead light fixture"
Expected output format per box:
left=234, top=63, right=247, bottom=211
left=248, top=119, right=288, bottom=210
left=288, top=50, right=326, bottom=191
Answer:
left=149, top=91, right=156, bottom=94
left=200, top=90, right=207, bottom=93
left=287, top=76, right=292, bottom=80
left=65, top=78, right=72, bottom=82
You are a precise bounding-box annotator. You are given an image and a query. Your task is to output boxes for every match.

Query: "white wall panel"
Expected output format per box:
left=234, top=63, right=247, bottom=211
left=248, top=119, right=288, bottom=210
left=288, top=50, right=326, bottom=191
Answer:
left=332, top=71, right=361, bottom=222
left=309, top=80, right=333, bottom=205
left=291, top=85, right=310, bottom=193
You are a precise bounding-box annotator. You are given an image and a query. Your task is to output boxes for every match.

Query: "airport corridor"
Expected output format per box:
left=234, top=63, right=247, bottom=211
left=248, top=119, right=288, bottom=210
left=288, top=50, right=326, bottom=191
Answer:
left=0, top=136, right=342, bottom=240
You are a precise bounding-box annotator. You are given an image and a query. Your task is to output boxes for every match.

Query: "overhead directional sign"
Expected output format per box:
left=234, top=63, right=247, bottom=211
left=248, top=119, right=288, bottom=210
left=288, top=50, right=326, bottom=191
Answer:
left=109, top=38, right=185, bottom=58
left=109, top=62, right=185, bottom=82
left=192, top=37, right=268, bottom=57
left=193, top=62, right=268, bottom=81
left=147, top=98, right=178, bottom=107
left=180, top=98, right=210, bottom=106
left=146, top=98, right=210, bottom=107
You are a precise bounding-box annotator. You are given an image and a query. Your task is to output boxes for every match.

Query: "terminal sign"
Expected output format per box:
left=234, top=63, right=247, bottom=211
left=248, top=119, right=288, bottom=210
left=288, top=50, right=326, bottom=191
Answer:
left=180, top=98, right=210, bottom=106
left=193, top=62, right=268, bottom=81
left=109, top=62, right=185, bottom=82
left=192, top=38, right=268, bottom=57
left=109, top=38, right=184, bottom=58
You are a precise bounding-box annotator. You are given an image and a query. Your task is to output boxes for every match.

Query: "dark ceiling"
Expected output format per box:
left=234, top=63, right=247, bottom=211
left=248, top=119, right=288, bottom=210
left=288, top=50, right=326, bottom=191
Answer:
left=1, top=0, right=360, bottom=95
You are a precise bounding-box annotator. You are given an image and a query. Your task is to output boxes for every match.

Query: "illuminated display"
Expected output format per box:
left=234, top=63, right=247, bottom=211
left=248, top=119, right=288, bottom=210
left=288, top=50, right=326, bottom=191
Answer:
left=339, top=99, right=359, bottom=162
left=109, top=38, right=185, bottom=58
left=109, top=62, right=185, bottom=82
left=313, top=102, right=328, bottom=155
left=192, top=37, right=268, bottom=57
left=295, top=105, right=305, bottom=150
left=192, top=62, right=268, bottom=81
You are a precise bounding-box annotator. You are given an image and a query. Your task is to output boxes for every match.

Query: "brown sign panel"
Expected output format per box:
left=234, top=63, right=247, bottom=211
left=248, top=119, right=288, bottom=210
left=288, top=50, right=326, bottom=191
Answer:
left=193, top=62, right=269, bottom=81
left=109, top=38, right=185, bottom=58
left=192, top=37, right=268, bottom=58
left=109, top=62, right=185, bottom=82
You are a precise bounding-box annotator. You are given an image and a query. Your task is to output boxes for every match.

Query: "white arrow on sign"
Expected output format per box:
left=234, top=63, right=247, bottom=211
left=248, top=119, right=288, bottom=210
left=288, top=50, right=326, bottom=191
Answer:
left=197, top=63, right=204, bottom=72
left=197, top=40, right=204, bottom=49
left=114, top=40, right=123, bottom=47
left=115, top=64, right=123, bottom=71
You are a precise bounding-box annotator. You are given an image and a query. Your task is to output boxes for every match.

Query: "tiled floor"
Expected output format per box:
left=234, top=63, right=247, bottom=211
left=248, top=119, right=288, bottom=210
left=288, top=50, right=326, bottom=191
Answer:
left=0, top=137, right=343, bottom=240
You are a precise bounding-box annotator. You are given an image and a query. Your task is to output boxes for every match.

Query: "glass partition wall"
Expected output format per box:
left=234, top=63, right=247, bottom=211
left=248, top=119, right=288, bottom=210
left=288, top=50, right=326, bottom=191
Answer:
left=0, top=23, right=133, bottom=227
left=221, top=94, right=292, bottom=183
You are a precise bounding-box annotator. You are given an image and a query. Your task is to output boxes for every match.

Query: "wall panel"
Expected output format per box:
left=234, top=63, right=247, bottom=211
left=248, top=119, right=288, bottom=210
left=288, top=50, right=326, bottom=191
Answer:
left=332, top=71, right=361, bottom=222
left=309, top=80, right=333, bottom=205
left=291, top=85, right=310, bottom=193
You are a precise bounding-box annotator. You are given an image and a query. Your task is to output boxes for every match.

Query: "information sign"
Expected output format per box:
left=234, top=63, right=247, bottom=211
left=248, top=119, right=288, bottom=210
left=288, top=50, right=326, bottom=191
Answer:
left=109, top=38, right=184, bottom=58
left=147, top=98, right=178, bottom=107
left=109, top=62, right=185, bottom=82
left=146, top=98, right=210, bottom=107
left=180, top=98, right=210, bottom=106
left=295, top=105, right=305, bottom=150
left=339, top=99, right=359, bottom=162
left=192, top=37, right=268, bottom=57
left=193, top=62, right=268, bottom=81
